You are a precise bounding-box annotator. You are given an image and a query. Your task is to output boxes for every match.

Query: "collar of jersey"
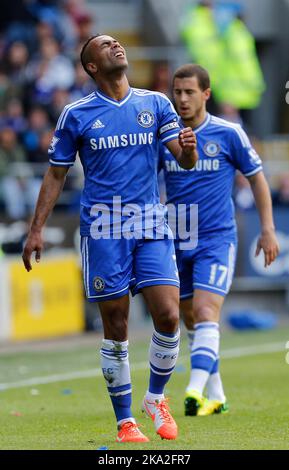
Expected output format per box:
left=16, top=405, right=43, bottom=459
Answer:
left=180, top=113, right=211, bottom=134
left=95, top=87, right=133, bottom=107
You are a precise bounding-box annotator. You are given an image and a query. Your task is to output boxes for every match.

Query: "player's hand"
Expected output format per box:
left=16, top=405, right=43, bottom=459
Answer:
left=255, top=228, right=280, bottom=267
left=22, top=230, right=43, bottom=272
left=178, top=127, right=197, bottom=153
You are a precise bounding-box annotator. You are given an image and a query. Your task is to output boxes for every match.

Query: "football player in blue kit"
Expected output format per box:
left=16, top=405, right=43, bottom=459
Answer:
left=158, top=64, right=279, bottom=417
left=22, top=36, right=198, bottom=442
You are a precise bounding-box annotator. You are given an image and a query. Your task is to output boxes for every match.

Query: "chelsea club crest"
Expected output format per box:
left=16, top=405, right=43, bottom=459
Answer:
left=203, top=141, right=221, bottom=157
left=137, top=110, right=155, bottom=128
left=93, top=276, right=105, bottom=292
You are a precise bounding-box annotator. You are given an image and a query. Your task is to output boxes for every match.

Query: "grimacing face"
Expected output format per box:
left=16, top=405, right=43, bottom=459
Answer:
left=86, top=35, right=128, bottom=76
left=173, top=76, right=210, bottom=121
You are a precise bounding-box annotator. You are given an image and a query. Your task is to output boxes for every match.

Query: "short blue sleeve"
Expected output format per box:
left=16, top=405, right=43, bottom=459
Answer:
left=48, top=107, right=78, bottom=167
left=229, top=125, right=263, bottom=177
left=157, top=142, right=167, bottom=173
left=157, top=94, right=181, bottom=145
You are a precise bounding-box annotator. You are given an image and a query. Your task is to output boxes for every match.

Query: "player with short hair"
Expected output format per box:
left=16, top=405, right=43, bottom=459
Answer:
left=22, top=36, right=198, bottom=442
left=159, top=63, right=279, bottom=416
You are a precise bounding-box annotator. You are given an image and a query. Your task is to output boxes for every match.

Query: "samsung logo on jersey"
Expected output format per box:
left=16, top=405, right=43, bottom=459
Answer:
left=90, top=132, right=154, bottom=150
left=165, top=159, right=220, bottom=172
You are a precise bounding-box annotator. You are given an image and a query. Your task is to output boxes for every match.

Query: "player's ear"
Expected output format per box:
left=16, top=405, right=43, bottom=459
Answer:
left=204, top=88, right=211, bottom=101
left=86, top=62, right=98, bottom=75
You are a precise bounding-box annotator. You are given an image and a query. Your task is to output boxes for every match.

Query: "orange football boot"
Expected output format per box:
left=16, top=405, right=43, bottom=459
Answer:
left=142, top=398, right=178, bottom=440
left=116, top=421, right=149, bottom=443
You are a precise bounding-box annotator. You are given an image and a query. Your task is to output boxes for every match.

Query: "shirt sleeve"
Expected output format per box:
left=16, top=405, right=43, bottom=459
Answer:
left=157, top=142, right=166, bottom=173
left=229, top=125, right=263, bottom=177
left=48, top=107, right=78, bottom=167
left=157, top=94, right=181, bottom=144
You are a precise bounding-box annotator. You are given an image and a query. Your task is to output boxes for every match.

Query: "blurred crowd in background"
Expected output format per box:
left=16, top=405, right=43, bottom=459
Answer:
left=0, top=0, right=95, bottom=219
left=0, top=0, right=288, bottom=222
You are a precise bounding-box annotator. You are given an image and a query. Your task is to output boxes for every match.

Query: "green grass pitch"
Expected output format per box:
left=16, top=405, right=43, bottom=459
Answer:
left=0, top=325, right=289, bottom=450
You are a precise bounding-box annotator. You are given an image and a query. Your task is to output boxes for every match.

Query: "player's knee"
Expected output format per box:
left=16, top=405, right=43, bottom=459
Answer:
left=194, top=305, right=218, bottom=324
left=112, top=317, right=128, bottom=337
left=101, top=307, right=129, bottom=341
left=156, top=307, right=179, bottom=333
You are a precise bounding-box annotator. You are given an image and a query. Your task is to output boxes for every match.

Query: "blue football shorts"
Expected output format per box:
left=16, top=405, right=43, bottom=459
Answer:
left=175, top=233, right=237, bottom=299
left=80, top=236, right=180, bottom=302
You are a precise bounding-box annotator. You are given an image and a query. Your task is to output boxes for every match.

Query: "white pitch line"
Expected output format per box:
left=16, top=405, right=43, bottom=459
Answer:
left=220, top=342, right=285, bottom=358
left=0, top=341, right=285, bottom=391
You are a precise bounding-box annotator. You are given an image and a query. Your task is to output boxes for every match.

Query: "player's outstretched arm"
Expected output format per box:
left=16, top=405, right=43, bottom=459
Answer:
left=166, top=127, right=198, bottom=169
left=22, top=166, right=69, bottom=272
left=248, top=171, right=280, bottom=267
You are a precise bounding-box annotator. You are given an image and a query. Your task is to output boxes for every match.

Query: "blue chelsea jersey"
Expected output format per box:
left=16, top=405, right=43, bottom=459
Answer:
left=159, top=113, right=263, bottom=239
left=48, top=88, right=180, bottom=235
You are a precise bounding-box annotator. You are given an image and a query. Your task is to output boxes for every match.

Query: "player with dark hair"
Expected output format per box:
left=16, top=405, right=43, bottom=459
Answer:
left=159, top=63, right=279, bottom=416
left=22, top=36, right=198, bottom=443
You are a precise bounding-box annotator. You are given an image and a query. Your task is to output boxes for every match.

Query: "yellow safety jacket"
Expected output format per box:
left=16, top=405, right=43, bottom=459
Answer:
left=180, top=5, right=224, bottom=93
left=214, top=18, right=266, bottom=108
left=181, top=7, right=265, bottom=109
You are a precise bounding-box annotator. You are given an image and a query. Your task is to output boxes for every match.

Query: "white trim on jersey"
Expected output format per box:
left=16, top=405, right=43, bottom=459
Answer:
left=56, top=93, right=96, bottom=130
left=161, top=132, right=180, bottom=144
left=210, top=116, right=251, bottom=148
left=133, top=88, right=177, bottom=115
left=96, top=88, right=133, bottom=107
left=133, top=88, right=169, bottom=100
left=194, top=113, right=211, bottom=134
left=49, top=159, right=74, bottom=166
left=244, top=167, right=263, bottom=177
